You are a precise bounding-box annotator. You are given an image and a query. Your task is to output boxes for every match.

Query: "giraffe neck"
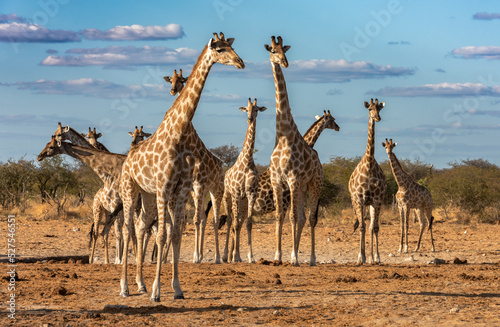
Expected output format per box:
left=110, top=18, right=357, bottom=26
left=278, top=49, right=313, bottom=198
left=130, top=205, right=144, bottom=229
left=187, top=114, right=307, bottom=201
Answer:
left=388, top=152, right=412, bottom=189
left=365, top=117, right=376, bottom=158
left=65, top=128, right=93, bottom=148
left=237, top=119, right=257, bottom=166
left=303, top=117, right=325, bottom=148
left=161, top=45, right=213, bottom=136
left=271, top=62, right=300, bottom=141
left=59, top=143, right=124, bottom=181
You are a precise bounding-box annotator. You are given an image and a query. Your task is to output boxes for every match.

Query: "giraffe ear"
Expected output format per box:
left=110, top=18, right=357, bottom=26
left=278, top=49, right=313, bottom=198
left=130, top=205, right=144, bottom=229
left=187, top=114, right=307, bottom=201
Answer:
left=181, top=76, right=189, bottom=83
left=283, top=45, right=291, bottom=53
left=379, top=102, right=385, bottom=109
left=62, top=126, right=70, bottom=133
left=128, top=132, right=134, bottom=137
left=382, top=142, right=386, bottom=147
left=144, top=132, right=152, bottom=138
left=226, top=38, right=235, bottom=46
left=394, top=142, right=397, bottom=147
left=239, top=107, right=247, bottom=112
left=315, top=115, right=321, bottom=120
left=258, top=106, right=267, bottom=112
left=264, top=44, right=272, bottom=52
left=95, top=132, right=103, bottom=139
left=364, top=101, right=370, bottom=109
left=163, top=76, right=172, bottom=84
left=81, top=133, right=87, bottom=138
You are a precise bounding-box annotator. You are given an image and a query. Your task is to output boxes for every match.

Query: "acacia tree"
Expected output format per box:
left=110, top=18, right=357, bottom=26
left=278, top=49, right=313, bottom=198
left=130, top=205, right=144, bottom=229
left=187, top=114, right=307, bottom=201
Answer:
left=0, top=158, right=36, bottom=212
left=209, top=144, right=241, bottom=168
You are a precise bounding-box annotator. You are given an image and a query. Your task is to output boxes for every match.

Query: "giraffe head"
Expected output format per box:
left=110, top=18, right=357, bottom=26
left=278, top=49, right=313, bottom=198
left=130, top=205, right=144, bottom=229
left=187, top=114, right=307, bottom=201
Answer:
left=128, top=126, right=152, bottom=146
left=37, top=135, right=62, bottom=161
left=208, top=32, right=245, bottom=69
left=239, top=98, right=267, bottom=123
left=264, top=36, right=291, bottom=68
left=315, top=110, right=340, bottom=132
left=364, top=98, right=385, bottom=122
left=82, top=127, right=103, bottom=147
left=382, top=138, right=397, bottom=154
left=163, top=69, right=188, bottom=96
left=53, top=122, right=71, bottom=146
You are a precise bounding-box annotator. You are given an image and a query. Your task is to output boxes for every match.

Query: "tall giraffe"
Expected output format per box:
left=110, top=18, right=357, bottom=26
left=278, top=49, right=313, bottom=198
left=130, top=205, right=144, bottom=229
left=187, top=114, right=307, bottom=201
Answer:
left=266, top=36, right=323, bottom=266
left=129, top=126, right=152, bottom=146
left=382, top=138, right=435, bottom=253
left=163, top=69, right=225, bottom=264
left=53, top=123, right=125, bottom=264
left=83, top=127, right=109, bottom=152
left=223, top=98, right=266, bottom=263
left=349, top=98, right=387, bottom=264
left=119, top=32, right=244, bottom=302
left=37, top=136, right=127, bottom=264
left=222, top=110, right=339, bottom=262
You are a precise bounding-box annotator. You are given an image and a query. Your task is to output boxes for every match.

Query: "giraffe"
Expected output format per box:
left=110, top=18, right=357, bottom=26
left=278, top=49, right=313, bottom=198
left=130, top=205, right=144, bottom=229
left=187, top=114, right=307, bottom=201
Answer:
left=119, top=32, right=244, bottom=302
left=53, top=123, right=125, bottom=264
left=129, top=126, right=152, bottom=146
left=164, top=69, right=188, bottom=96
left=223, top=98, right=267, bottom=263
left=266, top=36, right=323, bottom=266
left=382, top=138, right=435, bottom=253
left=349, top=98, right=387, bottom=264
left=37, top=136, right=127, bottom=264
left=221, top=110, right=340, bottom=262
left=83, top=127, right=110, bottom=152
left=163, top=69, right=225, bottom=264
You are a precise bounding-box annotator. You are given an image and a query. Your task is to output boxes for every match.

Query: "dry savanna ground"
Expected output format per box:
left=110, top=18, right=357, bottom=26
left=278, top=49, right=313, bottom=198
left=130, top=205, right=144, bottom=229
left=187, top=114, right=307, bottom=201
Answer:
left=1, top=211, right=500, bottom=326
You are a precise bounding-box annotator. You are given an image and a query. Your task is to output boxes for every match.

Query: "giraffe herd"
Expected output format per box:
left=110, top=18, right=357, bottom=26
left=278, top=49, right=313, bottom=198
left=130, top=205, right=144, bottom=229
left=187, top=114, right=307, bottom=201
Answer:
left=37, top=32, right=435, bottom=302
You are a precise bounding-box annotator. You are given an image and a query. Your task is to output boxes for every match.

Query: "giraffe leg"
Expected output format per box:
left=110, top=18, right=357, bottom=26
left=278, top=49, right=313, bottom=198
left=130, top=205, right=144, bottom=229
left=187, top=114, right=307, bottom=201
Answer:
left=246, top=196, right=255, bottom=263
left=353, top=200, right=366, bottom=264
left=222, top=192, right=232, bottom=263
left=150, top=190, right=168, bottom=302
left=370, top=205, right=381, bottom=263
left=398, top=205, right=405, bottom=253
left=403, top=205, right=410, bottom=253
left=135, top=193, right=155, bottom=293
left=192, top=186, right=203, bottom=263
left=428, top=209, right=435, bottom=252
left=231, top=197, right=242, bottom=263
left=288, top=184, right=301, bottom=266
left=308, top=197, right=321, bottom=267
left=272, top=180, right=284, bottom=263
left=199, top=197, right=208, bottom=264
left=90, top=202, right=103, bottom=264
left=211, top=191, right=222, bottom=264
left=114, top=213, right=124, bottom=264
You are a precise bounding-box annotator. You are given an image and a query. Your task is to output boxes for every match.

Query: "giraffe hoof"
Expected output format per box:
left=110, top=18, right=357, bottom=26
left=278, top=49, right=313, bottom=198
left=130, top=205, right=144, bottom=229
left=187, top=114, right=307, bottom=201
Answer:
left=120, top=290, right=129, bottom=298
left=138, top=287, right=147, bottom=293
left=174, top=294, right=185, bottom=300
left=150, top=296, right=160, bottom=302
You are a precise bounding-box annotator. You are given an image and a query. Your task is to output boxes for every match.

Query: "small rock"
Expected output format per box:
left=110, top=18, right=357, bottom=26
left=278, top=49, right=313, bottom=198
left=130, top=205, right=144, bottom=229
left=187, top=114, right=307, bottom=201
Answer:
left=404, top=255, right=415, bottom=262
left=274, top=278, right=282, bottom=285
left=50, top=285, right=68, bottom=296
left=237, top=307, right=248, bottom=312
left=273, top=310, right=280, bottom=315
left=388, top=253, right=396, bottom=257
left=327, top=237, right=332, bottom=242
left=73, top=227, right=80, bottom=232
left=273, top=273, right=280, bottom=279
left=450, top=307, right=460, bottom=313
left=104, top=304, right=129, bottom=310
left=464, top=231, right=467, bottom=234
left=428, top=258, right=446, bottom=265
left=453, top=257, right=467, bottom=265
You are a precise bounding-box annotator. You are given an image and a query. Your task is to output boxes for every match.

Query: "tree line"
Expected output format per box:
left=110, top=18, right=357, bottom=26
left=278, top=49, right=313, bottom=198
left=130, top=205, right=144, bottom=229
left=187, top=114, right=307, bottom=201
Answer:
left=1, top=148, right=499, bottom=223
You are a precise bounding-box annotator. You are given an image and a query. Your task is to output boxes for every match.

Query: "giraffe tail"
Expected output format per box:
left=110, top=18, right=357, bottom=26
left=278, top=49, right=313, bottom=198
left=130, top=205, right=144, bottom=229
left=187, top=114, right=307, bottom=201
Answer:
left=310, top=199, right=320, bottom=228
left=352, top=219, right=359, bottom=234
left=88, top=222, right=94, bottom=249
left=205, top=200, right=213, bottom=217
left=219, top=215, right=227, bottom=229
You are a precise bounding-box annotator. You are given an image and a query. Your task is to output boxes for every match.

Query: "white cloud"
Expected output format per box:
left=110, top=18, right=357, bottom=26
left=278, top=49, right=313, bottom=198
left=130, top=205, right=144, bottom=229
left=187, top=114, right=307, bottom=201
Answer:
left=372, top=82, right=500, bottom=97
left=452, top=46, right=500, bottom=60
left=80, top=24, right=184, bottom=41
left=0, top=22, right=80, bottom=43
left=40, top=45, right=198, bottom=68
left=473, top=12, right=500, bottom=20
left=0, top=78, right=243, bottom=103
left=215, top=59, right=414, bottom=83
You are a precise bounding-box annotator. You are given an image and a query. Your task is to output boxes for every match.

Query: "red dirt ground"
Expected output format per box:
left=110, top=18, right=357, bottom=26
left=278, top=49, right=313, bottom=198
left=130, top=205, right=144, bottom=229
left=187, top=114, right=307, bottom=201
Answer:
left=1, top=216, right=499, bottom=326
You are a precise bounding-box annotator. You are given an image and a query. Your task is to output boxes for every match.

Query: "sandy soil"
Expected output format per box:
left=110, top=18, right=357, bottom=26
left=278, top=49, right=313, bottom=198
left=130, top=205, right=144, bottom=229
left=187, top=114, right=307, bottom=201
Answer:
left=1, top=215, right=499, bottom=326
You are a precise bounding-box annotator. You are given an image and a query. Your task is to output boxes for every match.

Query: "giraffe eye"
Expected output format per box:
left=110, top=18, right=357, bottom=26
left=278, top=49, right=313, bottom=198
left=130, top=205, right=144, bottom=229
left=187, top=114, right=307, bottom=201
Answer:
left=215, top=48, right=224, bottom=53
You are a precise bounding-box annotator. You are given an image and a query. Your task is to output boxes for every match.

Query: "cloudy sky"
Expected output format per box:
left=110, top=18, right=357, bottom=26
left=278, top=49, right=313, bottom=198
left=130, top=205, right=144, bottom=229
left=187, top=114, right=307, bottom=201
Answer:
left=1, top=1, right=499, bottom=168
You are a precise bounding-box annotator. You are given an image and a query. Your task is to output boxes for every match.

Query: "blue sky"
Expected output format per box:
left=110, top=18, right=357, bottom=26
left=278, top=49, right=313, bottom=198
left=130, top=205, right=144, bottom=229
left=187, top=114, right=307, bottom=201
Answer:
left=1, top=0, right=499, bottom=168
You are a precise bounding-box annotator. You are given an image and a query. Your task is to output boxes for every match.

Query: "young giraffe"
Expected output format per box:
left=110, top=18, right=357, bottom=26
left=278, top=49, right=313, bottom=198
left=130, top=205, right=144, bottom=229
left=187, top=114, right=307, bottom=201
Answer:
left=349, top=98, right=387, bottom=264
left=163, top=68, right=225, bottom=264
left=37, top=136, right=127, bottom=264
left=382, top=138, right=435, bottom=253
left=83, top=127, right=109, bottom=152
left=53, top=123, right=125, bottom=264
left=119, top=32, right=244, bottom=302
left=223, top=98, right=267, bottom=263
left=163, top=69, right=188, bottom=96
left=266, top=36, right=323, bottom=266
left=222, top=110, right=339, bottom=262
